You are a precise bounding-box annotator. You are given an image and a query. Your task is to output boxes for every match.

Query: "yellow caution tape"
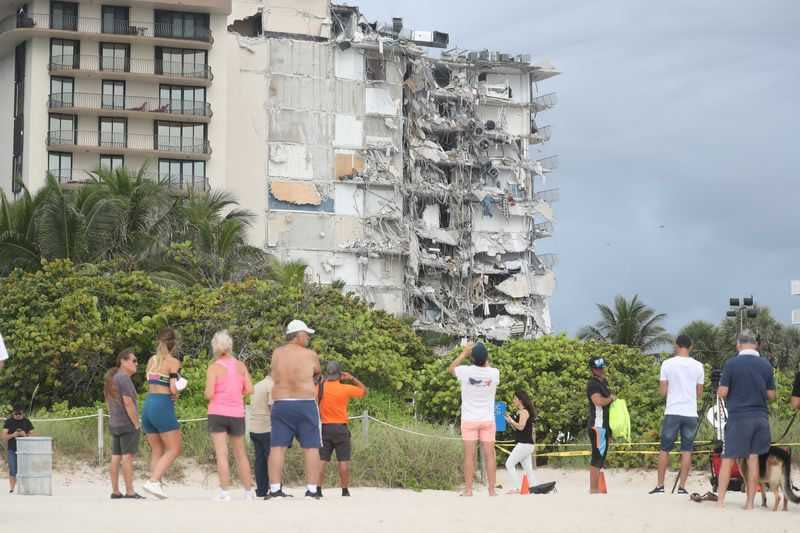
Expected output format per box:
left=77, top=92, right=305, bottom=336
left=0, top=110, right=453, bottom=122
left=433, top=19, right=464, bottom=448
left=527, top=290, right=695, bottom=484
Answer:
left=495, top=442, right=800, bottom=458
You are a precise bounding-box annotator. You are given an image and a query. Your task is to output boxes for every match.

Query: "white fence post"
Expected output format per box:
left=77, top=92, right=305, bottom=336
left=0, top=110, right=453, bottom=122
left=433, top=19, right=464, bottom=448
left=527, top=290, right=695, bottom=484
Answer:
left=361, top=410, right=369, bottom=446
left=97, top=408, right=104, bottom=465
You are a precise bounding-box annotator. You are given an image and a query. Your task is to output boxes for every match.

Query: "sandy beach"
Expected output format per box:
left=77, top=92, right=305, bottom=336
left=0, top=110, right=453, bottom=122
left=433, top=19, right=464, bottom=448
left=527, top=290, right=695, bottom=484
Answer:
left=3, top=466, right=799, bottom=532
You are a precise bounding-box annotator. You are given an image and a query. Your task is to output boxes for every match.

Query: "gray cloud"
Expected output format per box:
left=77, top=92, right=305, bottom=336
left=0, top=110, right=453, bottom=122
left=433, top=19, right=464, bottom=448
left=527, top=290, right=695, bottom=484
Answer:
left=356, top=0, right=800, bottom=334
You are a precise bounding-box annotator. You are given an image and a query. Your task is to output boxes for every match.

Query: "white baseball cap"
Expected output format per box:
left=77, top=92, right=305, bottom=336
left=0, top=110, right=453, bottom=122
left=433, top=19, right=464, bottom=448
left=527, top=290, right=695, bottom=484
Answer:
left=286, top=319, right=315, bottom=335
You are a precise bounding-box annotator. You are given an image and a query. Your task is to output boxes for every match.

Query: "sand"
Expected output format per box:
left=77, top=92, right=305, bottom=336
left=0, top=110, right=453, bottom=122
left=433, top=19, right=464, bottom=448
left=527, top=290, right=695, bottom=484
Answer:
left=3, top=466, right=799, bottom=532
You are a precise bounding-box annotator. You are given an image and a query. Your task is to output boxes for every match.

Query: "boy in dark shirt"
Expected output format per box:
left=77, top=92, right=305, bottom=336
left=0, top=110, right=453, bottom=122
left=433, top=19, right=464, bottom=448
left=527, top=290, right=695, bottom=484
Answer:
left=3, top=406, right=34, bottom=493
left=587, top=356, right=615, bottom=494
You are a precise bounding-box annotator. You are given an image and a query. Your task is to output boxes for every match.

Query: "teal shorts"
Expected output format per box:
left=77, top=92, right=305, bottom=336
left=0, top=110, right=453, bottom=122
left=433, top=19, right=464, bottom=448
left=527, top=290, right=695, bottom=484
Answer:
left=141, top=393, right=180, bottom=434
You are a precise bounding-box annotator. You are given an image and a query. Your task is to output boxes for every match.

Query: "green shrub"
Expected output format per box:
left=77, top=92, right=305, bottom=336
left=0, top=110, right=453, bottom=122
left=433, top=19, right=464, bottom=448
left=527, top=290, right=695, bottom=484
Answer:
left=417, top=335, right=663, bottom=446
left=0, top=260, right=432, bottom=408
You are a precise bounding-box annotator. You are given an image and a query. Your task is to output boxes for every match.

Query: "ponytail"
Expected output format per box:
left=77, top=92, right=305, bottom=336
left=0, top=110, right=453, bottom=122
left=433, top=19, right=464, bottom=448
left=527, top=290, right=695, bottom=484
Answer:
left=149, top=328, right=178, bottom=374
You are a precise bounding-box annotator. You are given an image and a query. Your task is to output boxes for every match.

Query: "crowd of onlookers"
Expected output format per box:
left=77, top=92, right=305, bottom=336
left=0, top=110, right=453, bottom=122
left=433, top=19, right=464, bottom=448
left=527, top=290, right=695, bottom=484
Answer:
left=2, top=325, right=800, bottom=507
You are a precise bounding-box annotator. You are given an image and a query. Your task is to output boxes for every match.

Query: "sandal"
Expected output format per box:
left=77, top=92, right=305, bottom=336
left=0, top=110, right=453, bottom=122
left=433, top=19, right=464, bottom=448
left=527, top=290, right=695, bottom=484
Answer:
left=677, top=487, right=689, bottom=495
left=648, top=486, right=664, bottom=494
left=110, top=493, right=124, bottom=499
left=690, top=491, right=717, bottom=502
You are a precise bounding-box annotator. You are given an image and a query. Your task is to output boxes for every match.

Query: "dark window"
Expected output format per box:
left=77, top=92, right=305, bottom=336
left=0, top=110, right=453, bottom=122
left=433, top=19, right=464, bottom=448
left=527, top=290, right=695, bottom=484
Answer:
left=48, top=152, right=73, bottom=182
left=154, top=10, right=210, bottom=41
left=50, top=77, right=74, bottom=108
left=99, top=117, right=126, bottom=148
left=100, top=43, right=130, bottom=72
left=155, top=47, right=208, bottom=78
left=159, top=85, right=207, bottom=115
left=50, top=1, right=78, bottom=31
left=99, top=155, right=124, bottom=171
left=48, top=114, right=77, bottom=145
left=13, top=42, right=25, bottom=186
left=101, top=5, right=130, bottom=34
left=50, top=39, right=80, bottom=69
left=155, top=121, right=206, bottom=153
left=159, top=159, right=206, bottom=189
left=102, top=80, right=125, bottom=109
left=366, top=53, right=385, bottom=81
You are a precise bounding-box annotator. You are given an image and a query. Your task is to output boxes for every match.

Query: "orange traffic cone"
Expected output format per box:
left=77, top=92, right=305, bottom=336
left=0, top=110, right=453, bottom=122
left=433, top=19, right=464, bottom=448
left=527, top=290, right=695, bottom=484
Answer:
left=520, top=474, right=530, bottom=495
left=598, top=472, right=607, bottom=494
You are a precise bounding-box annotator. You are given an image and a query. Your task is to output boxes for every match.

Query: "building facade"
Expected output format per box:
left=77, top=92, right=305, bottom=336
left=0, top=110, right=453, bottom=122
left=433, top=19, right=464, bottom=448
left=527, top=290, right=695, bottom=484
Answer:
left=0, top=0, right=232, bottom=194
left=223, top=0, right=560, bottom=339
left=1, top=0, right=560, bottom=340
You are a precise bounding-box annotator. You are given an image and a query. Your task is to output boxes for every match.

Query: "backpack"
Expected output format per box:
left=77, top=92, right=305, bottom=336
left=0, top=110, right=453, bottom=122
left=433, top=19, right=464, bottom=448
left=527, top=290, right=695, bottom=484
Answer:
left=608, top=398, right=631, bottom=443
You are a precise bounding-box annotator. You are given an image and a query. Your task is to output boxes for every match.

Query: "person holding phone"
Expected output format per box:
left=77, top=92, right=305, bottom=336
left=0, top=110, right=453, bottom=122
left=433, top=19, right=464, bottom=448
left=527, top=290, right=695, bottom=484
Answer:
left=503, top=389, right=538, bottom=493
left=3, top=406, right=34, bottom=493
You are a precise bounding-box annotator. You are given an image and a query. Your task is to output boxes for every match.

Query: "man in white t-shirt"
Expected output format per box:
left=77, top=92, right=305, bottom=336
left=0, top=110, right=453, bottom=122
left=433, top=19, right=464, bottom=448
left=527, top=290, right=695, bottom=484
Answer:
left=649, top=334, right=704, bottom=494
left=0, top=332, right=9, bottom=370
left=448, top=341, right=500, bottom=496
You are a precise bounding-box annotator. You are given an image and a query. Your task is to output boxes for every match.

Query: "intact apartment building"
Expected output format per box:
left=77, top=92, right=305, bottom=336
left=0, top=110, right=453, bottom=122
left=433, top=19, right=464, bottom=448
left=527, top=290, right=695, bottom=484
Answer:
left=1, top=0, right=560, bottom=341
left=0, top=0, right=232, bottom=194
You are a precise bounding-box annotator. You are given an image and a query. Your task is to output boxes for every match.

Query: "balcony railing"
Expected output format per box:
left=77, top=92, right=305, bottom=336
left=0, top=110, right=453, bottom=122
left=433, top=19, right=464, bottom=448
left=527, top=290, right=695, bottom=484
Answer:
left=1, top=13, right=212, bottom=43
left=48, top=92, right=212, bottom=118
left=46, top=130, right=211, bottom=155
left=48, top=169, right=209, bottom=192
left=530, top=123, right=552, bottom=142
left=48, top=55, right=213, bottom=81
left=531, top=92, right=558, bottom=113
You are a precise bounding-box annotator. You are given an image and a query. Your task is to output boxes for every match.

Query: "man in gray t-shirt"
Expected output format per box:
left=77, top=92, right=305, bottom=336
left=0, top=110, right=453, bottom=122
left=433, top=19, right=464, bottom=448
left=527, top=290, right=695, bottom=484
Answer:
left=105, top=350, right=143, bottom=499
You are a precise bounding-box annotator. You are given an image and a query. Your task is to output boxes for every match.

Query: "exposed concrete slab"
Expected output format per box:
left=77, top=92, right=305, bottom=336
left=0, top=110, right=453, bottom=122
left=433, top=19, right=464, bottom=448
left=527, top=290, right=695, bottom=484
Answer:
left=335, top=114, right=364, bottom=148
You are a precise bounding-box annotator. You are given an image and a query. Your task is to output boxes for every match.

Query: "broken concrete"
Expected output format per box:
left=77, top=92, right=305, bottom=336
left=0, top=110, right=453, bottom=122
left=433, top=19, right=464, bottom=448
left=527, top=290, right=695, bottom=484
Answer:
left=230, top=0, right=559, bottom=339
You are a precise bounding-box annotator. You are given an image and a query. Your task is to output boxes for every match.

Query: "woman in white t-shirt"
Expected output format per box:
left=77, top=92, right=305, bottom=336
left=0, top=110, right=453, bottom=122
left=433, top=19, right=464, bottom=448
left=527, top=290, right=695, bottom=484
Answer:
left=448, top=342, right=500, bottom=496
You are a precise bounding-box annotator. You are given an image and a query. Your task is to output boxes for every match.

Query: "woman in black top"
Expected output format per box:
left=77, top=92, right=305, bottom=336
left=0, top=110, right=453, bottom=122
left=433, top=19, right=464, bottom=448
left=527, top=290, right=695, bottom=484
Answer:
left=503, top=389, right=538, bottom=492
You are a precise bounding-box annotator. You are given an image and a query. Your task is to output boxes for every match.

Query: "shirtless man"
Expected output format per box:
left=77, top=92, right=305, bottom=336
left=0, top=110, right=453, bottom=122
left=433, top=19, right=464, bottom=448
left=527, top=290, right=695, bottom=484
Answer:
left=266, top=320, right=322, bottom=500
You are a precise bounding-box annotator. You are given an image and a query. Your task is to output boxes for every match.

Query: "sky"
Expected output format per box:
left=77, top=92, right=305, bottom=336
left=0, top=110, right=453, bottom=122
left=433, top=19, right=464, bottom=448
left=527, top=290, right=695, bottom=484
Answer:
left=355, top=0, right=800, bottom=335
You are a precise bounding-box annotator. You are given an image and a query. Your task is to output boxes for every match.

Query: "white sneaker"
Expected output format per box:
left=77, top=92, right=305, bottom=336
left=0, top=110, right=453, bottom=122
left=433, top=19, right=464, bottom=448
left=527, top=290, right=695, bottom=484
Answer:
left=214, top=490, right=232, bottom=502
left=244, top=489, right=256, bottom=501
left=142, top=481, right=167, bottom=500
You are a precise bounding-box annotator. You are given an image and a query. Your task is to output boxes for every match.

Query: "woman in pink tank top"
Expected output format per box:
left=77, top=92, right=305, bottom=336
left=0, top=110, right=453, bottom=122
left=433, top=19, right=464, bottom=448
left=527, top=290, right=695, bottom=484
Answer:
left=204, top=330, right=255, bottom=501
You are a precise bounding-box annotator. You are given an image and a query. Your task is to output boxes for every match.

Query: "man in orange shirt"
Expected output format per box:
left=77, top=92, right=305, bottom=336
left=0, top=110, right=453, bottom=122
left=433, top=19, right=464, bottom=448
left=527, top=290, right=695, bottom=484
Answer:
left=318, top=361, right=367, bottom=497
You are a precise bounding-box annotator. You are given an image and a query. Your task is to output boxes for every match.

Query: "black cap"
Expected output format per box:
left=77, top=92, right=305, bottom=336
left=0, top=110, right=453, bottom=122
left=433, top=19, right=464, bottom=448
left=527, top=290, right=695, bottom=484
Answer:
left=471, top=342, right=488, bottom=366
left=588, top=356, right=607, bottom=370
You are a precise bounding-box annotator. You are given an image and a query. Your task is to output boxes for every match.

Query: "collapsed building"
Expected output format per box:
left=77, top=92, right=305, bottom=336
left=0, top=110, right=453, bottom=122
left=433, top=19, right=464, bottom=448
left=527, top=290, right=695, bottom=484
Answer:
left=224, top=0, right=560, bottom=340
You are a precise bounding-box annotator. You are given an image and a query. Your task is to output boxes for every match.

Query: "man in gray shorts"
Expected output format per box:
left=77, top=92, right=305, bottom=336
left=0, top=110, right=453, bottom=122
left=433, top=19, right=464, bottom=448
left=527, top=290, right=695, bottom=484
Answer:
left=716, top=330, right=776, bottom=509
left=105, top=350, right=144, bottom=499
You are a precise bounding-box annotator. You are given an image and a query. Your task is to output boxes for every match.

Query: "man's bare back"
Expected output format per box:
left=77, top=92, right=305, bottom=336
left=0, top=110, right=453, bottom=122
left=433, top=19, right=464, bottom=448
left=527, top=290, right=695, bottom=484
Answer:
left=270, top=343, right=321, bottom=400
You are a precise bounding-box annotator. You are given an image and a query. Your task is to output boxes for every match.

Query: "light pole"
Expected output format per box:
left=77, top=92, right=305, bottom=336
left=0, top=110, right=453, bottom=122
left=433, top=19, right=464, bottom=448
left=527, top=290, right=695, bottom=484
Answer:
left=792, top=281, right=800, bottom=325
left=726, top=296, right=756, bottom=335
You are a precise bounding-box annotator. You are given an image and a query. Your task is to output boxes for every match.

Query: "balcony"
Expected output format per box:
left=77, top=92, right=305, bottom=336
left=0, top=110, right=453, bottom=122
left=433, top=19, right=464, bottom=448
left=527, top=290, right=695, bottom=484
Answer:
left=529, top=123, right=552, bottom=144
left=0, top=13, right=212, bottom=51
left=46, top=131, right=211, bottom=160
left=48, top=169, right=210, bottom=193
left=49, top=55, right=212, bottom=86
left=531, top=92, right=558, bottom=113
left=48, top=92, right=212, bottom=122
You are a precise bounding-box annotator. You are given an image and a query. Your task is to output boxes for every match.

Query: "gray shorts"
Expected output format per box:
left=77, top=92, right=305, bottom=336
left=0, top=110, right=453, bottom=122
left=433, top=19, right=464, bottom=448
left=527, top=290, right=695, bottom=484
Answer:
left=722, top=416, right=770, bottom=459
left=111, top=429, right=140, bottom=456
left=208, top=415, right=245, bottom=436
left=320, top=424, right=352, bottom=462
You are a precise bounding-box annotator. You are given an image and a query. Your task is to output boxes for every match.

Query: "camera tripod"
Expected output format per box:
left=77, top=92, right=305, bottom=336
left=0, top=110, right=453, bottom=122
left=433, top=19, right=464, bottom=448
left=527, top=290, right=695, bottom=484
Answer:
left=668, top=391, right=727, bottom=494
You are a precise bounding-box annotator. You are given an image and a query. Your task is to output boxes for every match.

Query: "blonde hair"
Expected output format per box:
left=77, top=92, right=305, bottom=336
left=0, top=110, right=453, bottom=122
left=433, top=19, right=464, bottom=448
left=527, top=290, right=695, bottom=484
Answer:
left=211, top=330, right=234, bottom=358
left=148, top=327, right=178, bottom=374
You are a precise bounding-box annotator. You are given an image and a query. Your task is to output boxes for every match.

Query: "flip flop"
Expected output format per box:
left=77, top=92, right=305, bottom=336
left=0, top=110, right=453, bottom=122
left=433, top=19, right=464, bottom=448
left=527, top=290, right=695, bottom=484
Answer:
left=690, top=492, right=703, bottom=502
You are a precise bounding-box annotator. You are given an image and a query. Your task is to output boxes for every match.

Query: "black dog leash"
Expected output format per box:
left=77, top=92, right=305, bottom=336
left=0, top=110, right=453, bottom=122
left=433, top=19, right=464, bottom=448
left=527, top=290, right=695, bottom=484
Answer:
left=773, top=412, right=798, bottom=444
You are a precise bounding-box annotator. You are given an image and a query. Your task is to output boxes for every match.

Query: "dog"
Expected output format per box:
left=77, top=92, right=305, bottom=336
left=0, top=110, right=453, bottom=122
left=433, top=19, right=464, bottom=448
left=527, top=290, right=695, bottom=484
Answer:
left=738, top=446, right=800, bottom=511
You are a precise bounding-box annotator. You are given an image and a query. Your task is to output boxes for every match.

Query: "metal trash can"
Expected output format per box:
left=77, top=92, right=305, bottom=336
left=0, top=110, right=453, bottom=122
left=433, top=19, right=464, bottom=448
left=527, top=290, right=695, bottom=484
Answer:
left=16, top=437, right=52, bottom=496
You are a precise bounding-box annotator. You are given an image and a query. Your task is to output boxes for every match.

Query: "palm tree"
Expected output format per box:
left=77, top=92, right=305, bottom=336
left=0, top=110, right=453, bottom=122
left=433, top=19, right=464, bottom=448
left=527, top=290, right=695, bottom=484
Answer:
left=35, top=174, right=88, bottom=262
left=76, top=166, right=179, bottom=263
left=0, top=185, right=45, bottom=275
left=578, top=294, right=673, bottom=352
left=151, top=190, right=267, bottom=286
left=678, top=320, right=722, bottom=367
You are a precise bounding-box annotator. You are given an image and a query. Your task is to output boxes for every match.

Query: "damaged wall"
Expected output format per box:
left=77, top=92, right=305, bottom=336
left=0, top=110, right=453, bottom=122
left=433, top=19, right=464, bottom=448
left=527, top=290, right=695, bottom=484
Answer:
left=226, top=0, right=560, bottom=340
